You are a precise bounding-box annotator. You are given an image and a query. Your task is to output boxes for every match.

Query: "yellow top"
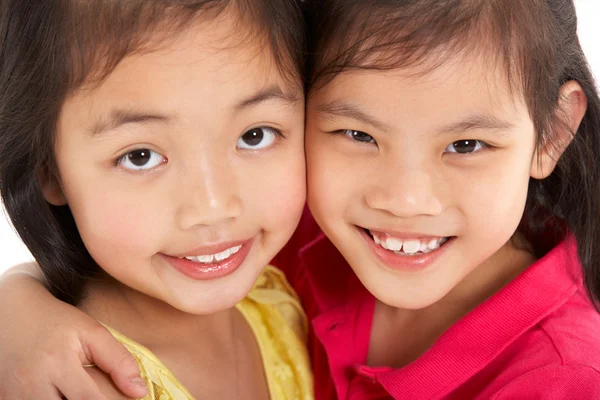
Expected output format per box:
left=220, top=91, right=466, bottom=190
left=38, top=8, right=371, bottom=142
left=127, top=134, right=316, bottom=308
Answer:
left=105, top=266, right=314, bottom=400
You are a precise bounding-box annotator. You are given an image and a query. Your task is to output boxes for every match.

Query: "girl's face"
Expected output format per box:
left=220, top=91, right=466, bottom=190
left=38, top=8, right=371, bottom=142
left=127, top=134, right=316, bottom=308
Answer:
left=45, top=14, right=306, bottom=314
left=305, top=54, right=562, bottom=309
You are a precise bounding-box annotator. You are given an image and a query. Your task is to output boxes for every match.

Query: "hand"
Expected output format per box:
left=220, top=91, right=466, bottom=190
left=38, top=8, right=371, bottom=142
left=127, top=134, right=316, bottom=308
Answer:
left=0, top=264, right=148, bottom=399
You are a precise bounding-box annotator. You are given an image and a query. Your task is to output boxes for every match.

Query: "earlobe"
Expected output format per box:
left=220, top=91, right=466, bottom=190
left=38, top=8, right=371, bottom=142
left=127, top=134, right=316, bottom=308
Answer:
left=38, top=168, right=67, bottom=206
left=531, top=80, right=588, bottom=179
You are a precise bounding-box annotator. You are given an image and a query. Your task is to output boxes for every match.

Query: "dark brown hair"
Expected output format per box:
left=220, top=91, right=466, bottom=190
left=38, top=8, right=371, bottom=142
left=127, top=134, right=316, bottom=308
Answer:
left=306, top=0, right=600, bottom=307
left=0, top=0, right=306, bottom=305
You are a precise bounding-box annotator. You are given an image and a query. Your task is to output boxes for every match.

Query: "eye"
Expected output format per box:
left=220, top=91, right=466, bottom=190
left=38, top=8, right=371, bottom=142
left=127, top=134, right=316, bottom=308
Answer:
left=342, top=129, right=375, bottom=143
left=117, top=149, right=166, bottom=171
left=444, top=140, right=487, bottom=154
left=237, top=127, right=282, bottom=150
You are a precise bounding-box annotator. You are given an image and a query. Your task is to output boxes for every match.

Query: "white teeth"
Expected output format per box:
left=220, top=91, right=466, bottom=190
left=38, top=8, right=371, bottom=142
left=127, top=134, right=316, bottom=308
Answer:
left=214, top=248, right=231, bottom=261
left=428, top=239, right=440, bottom=250
left=370, top=230, right=448, bottom=256
left=197, top=254, right=214, bottom=263
left=402, top=240, right=421, bottom=254
left=386, top=237, right=403, bottom=251
left=184, top=245, right=243, bottom=264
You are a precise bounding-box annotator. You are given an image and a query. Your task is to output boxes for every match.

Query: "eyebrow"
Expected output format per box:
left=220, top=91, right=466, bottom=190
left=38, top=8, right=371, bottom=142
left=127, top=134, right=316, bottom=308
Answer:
left=234, top=85, right=301, bottom=111
left=91, top=109, right=171, bottom=137
left=434, top=114, right=515, bottom=137
left=316, top=100, right=515, bottom=137
left=316, top=100, right=393, bottom=132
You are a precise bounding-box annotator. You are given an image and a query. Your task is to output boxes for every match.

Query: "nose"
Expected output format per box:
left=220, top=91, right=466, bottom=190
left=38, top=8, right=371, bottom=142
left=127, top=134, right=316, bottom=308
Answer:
left=176, top=154, right=242, bottom=230
left=364, top=157, right=444, bottom=218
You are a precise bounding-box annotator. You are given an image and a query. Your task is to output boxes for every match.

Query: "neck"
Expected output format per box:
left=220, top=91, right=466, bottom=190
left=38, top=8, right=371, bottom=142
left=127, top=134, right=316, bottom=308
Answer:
left=79, top=277, right=237, bottom=351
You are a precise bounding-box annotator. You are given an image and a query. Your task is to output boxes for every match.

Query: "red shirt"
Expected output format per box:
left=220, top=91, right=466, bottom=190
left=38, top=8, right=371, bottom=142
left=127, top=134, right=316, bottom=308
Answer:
left=274, top=209, right=600, bottom=399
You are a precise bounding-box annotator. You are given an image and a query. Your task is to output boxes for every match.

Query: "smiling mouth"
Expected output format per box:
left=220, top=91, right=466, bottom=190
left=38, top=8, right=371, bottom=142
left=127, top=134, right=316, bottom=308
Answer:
left=179, top=245, right=243, bottom=264
left=363, top=228, right=454, bottom=256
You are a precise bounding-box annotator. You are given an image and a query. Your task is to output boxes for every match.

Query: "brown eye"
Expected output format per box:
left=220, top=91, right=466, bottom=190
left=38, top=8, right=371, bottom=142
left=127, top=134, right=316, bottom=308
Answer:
left=343, top=130, right=375, bottom=143
left=237, top=127, right=280, bottom=149
left=445, top=140, right=485, bottom=154
left=118, top=149, right=165, bottom=171
left=128, top=149, right=151, bottom=166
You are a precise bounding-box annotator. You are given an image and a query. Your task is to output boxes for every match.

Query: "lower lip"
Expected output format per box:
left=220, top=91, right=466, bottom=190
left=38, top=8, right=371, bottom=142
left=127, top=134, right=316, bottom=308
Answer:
left=359, top=228, right=453, bottom=272
left=162, top=239, right=253, bottom=280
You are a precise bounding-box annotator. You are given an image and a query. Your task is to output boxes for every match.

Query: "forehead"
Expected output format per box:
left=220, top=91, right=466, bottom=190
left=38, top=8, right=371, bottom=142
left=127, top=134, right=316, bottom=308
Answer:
left=309, top=51, right=526, bottom=122
left=85, top=10, right=293, bottom=92
left=59, top=14, right=302, bottom=133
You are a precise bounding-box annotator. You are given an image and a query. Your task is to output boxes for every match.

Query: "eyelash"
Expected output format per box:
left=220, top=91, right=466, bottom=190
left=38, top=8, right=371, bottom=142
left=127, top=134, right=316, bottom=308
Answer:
left=330, top=129, right=494, bottom=154
left=331, top=129, right=376, bottom=144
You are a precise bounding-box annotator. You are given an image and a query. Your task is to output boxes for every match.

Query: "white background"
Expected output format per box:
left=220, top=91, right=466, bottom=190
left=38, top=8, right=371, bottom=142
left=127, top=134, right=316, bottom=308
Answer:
left=1, top=0, right=599, bottom=274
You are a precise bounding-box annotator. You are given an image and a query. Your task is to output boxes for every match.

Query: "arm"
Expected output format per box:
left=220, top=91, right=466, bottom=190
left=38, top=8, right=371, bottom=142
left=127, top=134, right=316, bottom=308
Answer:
left=0, top=263, right=147, bottom=400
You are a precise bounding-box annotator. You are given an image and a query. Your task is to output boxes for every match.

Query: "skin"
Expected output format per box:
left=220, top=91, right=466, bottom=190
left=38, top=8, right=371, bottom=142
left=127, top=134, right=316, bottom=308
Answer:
left=40, top=9, right=306, bottom=399
left=305, top=52, right=587, bottom=367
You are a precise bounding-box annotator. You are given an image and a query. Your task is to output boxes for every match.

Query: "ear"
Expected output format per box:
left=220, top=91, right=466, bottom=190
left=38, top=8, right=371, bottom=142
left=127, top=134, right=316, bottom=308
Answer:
left=530, top=80, right=587, bottom=179
left=38, top=167, right=67, bottom=206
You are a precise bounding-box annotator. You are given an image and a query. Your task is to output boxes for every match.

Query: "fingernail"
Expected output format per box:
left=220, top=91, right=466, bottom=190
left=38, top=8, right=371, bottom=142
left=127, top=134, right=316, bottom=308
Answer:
left=131, top=377, right=148, bottom=391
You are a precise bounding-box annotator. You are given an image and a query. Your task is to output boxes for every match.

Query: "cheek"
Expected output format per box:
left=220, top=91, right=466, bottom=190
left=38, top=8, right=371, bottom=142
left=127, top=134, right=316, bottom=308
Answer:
left=306, top=133, right=337, bottom=203
left=456, top=153, right=532, bottom=236
left=306, top=135, right=366, bottom=222
left=306, top=138, right=335, bottom=220
left=244, top=146, right=307, bottom=231
left=61, top=172, right=167, bottom=264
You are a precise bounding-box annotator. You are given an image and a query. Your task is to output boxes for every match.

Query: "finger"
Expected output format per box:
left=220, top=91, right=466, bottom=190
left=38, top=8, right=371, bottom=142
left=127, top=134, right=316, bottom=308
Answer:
left=79, top=327, right=148, bottom=398
left=54, top=360, right=108, bottom=400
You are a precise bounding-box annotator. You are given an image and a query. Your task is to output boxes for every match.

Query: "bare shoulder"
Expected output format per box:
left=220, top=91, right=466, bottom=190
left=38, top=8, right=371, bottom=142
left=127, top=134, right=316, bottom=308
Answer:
left=85, top=367, right=142, bottom=400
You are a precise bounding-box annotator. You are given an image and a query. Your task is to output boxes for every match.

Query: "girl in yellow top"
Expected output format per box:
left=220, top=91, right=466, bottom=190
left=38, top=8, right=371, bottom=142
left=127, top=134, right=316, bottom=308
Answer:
left=0, top=0, right=312, bottom=399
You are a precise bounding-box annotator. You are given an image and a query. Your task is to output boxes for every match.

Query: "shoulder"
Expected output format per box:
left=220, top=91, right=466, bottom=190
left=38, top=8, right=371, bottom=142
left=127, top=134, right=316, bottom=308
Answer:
left=242, top=266, right=308, bottom=340
left=85, top=367, right=140, bottom=400
left=239, top=267, right=314, bottom=398
left=536, top=285, right=600, bottom=366
left=489, top=364, right=600, bottom=399
left=477, top=290, right=600, bottom=398
left=471, top=330, right=600, bottom=399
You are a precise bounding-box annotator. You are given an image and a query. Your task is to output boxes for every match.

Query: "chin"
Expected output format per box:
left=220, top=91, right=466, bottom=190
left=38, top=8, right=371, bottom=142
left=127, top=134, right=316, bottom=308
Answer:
left=361, top=275, right=453, bottom=310
left=168, top=293, right=242, bottom=315
left=161, top=281, right=250, bottom=315
left=380, top=292, right=446, bottom=310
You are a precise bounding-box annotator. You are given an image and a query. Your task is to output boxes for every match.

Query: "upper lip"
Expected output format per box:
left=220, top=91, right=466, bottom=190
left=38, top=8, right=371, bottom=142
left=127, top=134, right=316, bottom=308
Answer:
left=168, top=238, right=253, bottom=258
left=363, top=227, right=449, bottom=240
